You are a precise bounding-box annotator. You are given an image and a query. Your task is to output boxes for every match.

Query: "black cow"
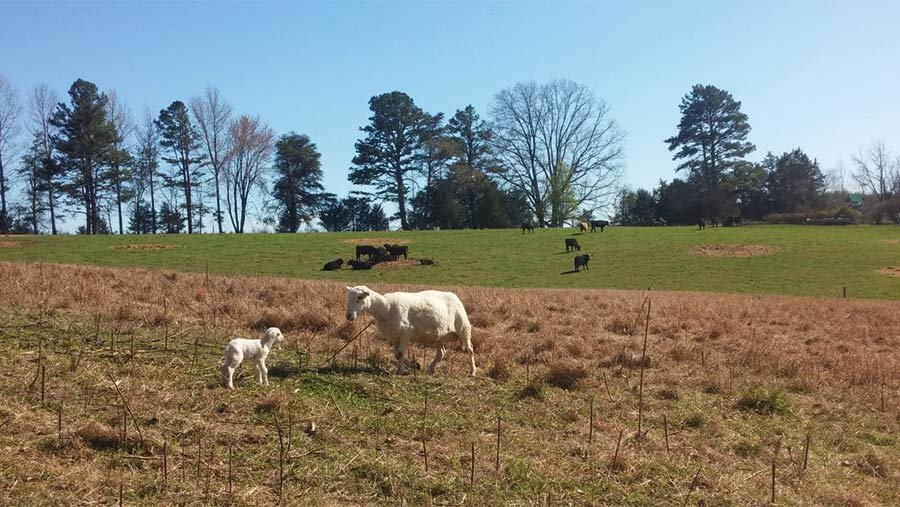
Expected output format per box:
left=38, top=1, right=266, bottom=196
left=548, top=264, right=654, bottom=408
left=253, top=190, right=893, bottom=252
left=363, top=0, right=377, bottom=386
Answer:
left=710, top=217, right=720, bottom=227
left=322, top=258, right=344, bottom=271
left=574, top=254, right=592, bottom=272
left=590, top=220, right=609, bottom=232
left=698, top=218, right=706, bottom=230
left=565, top=238, right=581, bottom=252
left=347, top=259, right=373, bottom=270
left=419, top=258, right=435, bottom=266
left=373, top=247, right=392, bottom=263
left=355, top=245, right=378, bottom=261
left=521, top=222, right=534, bottom=234
left=384, top=243, right=408, bottom=260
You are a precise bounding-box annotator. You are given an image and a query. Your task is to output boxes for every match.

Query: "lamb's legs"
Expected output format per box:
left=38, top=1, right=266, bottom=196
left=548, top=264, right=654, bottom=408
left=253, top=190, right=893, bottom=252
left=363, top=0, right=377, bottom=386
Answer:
left=221, top=364, right=236, bottom=389
left=428, top=346, right=446, bottom=374
left=260, top=362, right=269, bottom=386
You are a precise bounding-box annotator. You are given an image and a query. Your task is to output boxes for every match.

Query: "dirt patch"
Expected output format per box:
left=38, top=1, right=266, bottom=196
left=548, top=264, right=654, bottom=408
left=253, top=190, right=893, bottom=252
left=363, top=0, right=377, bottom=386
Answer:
left=880, top=267, right=900, bottom=278
left=341, top=237, right=409, bottom=246
left=0, top=241, right=24, bottom=249
left=693, top=244, right=781, bottom=258
left=886, top=240, right=900, bottom=245
left=117, top=244, right=176, bottom=252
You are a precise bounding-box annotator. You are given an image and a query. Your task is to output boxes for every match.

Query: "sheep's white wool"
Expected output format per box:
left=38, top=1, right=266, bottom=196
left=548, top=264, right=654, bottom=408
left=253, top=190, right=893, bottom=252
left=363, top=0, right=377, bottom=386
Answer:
left=345, top=285, right=476, bottom=375
left=220, top=327, right=285, bottom=389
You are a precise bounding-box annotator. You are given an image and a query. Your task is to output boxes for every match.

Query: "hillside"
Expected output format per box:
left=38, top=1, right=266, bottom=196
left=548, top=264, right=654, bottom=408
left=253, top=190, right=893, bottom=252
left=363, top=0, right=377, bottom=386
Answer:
left=0, top=225, right=899, bottom=299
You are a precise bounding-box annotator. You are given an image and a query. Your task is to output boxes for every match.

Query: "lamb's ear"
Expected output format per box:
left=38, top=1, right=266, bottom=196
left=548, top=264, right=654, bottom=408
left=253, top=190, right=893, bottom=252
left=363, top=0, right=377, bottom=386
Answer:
left=359, top=291, right=369, bottom=299
left=346, top=286, right=353, bottom=291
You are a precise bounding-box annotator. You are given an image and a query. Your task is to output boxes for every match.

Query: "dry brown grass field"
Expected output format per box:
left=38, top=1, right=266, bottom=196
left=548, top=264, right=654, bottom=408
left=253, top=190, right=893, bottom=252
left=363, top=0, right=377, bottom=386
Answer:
left=1, top=261, right=899, bottom=505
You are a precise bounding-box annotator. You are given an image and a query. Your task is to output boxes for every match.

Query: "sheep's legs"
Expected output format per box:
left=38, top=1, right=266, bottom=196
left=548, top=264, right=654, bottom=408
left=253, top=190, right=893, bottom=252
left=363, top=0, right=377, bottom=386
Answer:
left=428, top=346, right=446, bottom=374
left=393, top=346, right=405, bottom=374
left=221, top=364, right=236, bottom=389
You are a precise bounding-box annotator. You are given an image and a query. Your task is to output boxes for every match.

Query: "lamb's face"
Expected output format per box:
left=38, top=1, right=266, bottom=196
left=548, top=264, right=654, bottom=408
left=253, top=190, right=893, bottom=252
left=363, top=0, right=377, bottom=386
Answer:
left=345, top=286, right=371, bottom=321
left=266, top=327, right=285, bottom=346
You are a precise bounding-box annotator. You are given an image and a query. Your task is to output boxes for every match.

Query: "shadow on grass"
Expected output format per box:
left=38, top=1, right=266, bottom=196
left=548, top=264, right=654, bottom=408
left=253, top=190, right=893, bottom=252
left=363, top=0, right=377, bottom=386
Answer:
left=560, top=270, right=582, bottom=275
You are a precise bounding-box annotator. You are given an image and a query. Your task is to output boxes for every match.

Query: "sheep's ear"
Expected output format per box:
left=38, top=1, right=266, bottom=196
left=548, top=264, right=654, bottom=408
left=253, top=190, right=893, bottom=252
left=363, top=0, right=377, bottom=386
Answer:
left=359, top=291, right=369, bottom=299
left=346, top=286, right=353, bottom=291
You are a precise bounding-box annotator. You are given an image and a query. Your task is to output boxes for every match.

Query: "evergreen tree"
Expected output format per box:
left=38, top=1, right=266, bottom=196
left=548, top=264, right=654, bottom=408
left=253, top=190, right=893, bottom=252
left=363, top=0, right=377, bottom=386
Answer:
left=349, top=91, right=430, bottom=229
left=271, top=133, right=326, bottom=232
left=156, top=101, right=205, bottom=233
left=766, top=148, right=825, bottom=213
left=50, top=79, right=117, bottom=234
left=19, top=135, right=47, bottom=233
left=665, top=84, right=755, bottom=217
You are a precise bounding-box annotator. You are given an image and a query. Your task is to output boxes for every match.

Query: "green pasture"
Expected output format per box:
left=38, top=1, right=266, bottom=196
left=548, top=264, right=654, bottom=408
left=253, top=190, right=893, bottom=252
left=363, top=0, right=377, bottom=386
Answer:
left=1, top=225, right=899, bottom=299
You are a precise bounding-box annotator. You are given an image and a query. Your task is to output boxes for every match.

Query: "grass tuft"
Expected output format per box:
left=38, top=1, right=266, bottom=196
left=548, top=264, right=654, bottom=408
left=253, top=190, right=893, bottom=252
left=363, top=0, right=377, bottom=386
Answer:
left=736, top=386, right=790, bottom=415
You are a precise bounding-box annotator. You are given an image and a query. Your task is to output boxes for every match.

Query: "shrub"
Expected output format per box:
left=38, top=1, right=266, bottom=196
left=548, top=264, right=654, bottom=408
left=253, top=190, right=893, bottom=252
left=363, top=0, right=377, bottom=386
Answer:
left=488, top=357, right=512, bottom=383
left=544, top=362, right=588, bottom=391
left=736, top=387, right=789, bottom=415
left=517, top=379, right=545, bottom=400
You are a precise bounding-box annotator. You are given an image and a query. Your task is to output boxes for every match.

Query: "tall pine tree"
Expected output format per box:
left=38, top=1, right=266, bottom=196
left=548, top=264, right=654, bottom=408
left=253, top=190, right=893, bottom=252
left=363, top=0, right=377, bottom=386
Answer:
left=50, top=79, right=117, bottom=234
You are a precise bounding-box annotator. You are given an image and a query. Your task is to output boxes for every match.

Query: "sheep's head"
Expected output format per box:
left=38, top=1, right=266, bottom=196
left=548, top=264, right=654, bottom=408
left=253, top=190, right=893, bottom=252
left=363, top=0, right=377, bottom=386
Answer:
left=263, top=327, right=285, bottom=347
left=346, top=286, right=372, bottom=321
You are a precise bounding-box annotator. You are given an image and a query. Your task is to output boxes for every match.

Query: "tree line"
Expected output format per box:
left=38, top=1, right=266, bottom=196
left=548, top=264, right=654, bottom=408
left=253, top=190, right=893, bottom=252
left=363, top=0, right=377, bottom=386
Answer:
left=614, top=84, right=900, bottom=225
left=0, top=75, right=896, bottom=235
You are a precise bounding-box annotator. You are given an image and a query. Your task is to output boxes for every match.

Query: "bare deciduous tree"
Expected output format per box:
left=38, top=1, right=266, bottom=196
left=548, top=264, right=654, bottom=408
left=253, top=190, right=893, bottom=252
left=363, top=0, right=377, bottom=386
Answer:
left=225, top=115, right=274, bottom=233
left=490, top=80, right=624, bottom=227
left=106, top=91, right=134, bottom=234
left=191, top=87, right=232, bottom=234
left=0, top=75, right=22, bottom=234
left=853, top=141, right=899, bottom=201
left=28, top=84, right=59, bottom=234
left=134, top=109, right=160, bottom=233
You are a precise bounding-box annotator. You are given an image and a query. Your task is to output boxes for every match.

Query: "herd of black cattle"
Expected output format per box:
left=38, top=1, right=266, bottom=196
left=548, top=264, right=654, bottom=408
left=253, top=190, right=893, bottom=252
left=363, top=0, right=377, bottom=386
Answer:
left=321, top=215, right=739, bottom=273
left=323, top=243, right=434, bottom=271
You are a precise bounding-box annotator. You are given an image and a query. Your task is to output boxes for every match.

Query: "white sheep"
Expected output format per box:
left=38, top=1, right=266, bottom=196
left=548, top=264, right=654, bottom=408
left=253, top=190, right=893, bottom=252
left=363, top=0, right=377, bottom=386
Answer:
left=220, top=327, right=285, bottom=389
left=345, top=285, right=476, bottom=375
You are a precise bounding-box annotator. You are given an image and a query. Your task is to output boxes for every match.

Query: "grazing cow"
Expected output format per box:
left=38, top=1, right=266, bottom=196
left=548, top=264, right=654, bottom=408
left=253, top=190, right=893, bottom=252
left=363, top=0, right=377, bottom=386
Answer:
left=578, top=221, right=589, bottom=234
left=590, top=220, right=609, bottom=232
left=574, top=254, right=592, bottom=272
left=373, top=246, right=392, bottom=263
left=384, top=244, right=409, bottom=260
left=348, top=259, right=374, bottom=270
left=698, top=218, right=706, bottom=230
left=522, top=222, right=534, bottom=234
left=345, top=285, right=476, bottom=375
left=355, top=245, right=379, bottom=262
left=710, top=217, right=720, bottom=227
left=220, top=327, right=285, bottom=389
left=322, top=258, right=344, bottom=271
left=565, top=238, right=581, bottom=252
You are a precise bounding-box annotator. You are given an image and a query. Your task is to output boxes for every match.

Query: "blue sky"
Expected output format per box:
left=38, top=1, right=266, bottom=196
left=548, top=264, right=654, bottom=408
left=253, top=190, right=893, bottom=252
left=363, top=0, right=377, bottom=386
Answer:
left=2, top=0, right=898, bottom=229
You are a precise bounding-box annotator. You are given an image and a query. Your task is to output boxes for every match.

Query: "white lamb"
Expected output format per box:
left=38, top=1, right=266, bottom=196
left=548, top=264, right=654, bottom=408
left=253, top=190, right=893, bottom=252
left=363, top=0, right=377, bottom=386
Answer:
left=220, top=327, right=285, bottom=389
left=345, top=285, right=476, bottom=375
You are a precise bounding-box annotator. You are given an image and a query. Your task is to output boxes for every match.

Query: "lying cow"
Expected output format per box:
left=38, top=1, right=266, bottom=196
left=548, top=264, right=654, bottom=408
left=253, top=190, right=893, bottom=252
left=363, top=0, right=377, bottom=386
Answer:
left=322, top=258, right=344, bottom=271
left=565, top=238, right=581, bottom=252
left=348, top=259, right=374, bottom=270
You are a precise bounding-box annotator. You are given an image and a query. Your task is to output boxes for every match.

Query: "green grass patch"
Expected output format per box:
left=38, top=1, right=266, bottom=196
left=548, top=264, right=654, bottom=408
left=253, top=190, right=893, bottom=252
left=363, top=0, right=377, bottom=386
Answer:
left=736, top=386, right=790, bottom=415
left=3, top=224, right=900, bottom=298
